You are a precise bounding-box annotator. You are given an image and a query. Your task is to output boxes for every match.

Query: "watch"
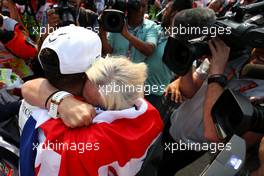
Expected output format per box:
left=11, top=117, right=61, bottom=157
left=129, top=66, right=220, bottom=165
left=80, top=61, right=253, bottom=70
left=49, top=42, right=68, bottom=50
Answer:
left=208, top=74, right=227, bottom=87
left=48, top=91, right=72, bottom=118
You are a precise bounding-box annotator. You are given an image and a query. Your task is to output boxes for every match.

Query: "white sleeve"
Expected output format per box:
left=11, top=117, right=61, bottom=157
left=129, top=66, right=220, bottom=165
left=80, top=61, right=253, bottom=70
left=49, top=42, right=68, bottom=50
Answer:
left=19, top=100, right=38, bottom=134
left=3, top=16, right=18, bottom=31
left=195, top=59, right=210, bottom=80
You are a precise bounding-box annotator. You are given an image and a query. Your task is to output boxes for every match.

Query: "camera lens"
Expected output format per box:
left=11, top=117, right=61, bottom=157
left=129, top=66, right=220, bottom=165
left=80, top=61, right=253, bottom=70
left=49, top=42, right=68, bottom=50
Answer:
left=102, top=10, right=124, bottom=32
left=106, top=13, right=121, bottom=27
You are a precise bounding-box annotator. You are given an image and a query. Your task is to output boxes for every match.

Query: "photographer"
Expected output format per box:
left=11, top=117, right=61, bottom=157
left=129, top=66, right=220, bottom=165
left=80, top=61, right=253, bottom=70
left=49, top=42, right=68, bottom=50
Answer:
left=99, top=0, right=158, bottom=61
left=169, top=41, right=264, bottom=145
left=39, top=0, right=98, bottom=44
left=144, top=0, right=192, bottom=107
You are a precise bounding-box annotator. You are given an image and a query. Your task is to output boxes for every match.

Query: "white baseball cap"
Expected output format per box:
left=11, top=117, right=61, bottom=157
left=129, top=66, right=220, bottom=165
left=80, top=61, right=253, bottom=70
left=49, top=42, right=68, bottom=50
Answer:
left=39, top=25, right=102, bottom=74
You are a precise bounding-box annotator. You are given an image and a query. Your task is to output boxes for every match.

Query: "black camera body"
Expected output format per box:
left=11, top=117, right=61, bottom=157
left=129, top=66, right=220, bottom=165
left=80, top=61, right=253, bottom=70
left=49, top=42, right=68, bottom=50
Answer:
left=12, top=0, right=28, bottom=5
left=52, top=0, right=77, bottom=26
left=163, top=1, right=264, bottom=76
left=212, top=89, right=264, bottom=139
left=100, top=0, right=141, bottom=33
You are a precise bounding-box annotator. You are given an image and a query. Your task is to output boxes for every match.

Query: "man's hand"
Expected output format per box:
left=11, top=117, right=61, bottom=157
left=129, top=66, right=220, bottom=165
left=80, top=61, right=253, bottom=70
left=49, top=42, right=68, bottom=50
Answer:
left=208, top=38, right=230, bottom=75
left=47, top=9, right=61, bottom=27
left=208, top=0, right=225, bottom=12
left=259, top=137, right=264, bottom=167
left=252, top=136, right=264, bottom=176
left=120, top=21, right=156, bottom=57
left=164, top=78, right=183, bottom=103
left=58, top=96, right=96, bottom=128
left=121, top=22, right=130, bottom=38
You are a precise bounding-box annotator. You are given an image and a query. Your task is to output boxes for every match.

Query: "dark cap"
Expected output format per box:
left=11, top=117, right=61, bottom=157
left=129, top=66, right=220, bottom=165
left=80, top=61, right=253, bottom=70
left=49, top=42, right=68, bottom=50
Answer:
left=172, top=7, right=216, bottom=40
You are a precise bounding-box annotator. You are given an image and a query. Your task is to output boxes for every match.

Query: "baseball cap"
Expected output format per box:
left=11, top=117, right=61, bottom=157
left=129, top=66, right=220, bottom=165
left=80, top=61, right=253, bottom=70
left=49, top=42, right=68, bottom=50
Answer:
left=39, top=25, right=102, bottom=74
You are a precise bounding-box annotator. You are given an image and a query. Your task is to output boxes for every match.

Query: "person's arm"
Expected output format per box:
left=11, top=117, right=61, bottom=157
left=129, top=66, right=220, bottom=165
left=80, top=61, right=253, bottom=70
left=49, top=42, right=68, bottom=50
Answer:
left=4, top=0, right=22, bottom=24
left=164, top=77, right=184, bottom=103
left=99, top=27, right=113, bottom=55
left=21, top=78, right=96, bottom=127
left=179, top=67, right=206, bottom=99
left=203, top=38, right=230, bottom=142
left=121, top=23, right=157, bottom=57
left=207, top=0, right=225, bottom=12
left=22, top=78, right=56, bottom=108
left=251, top=136, right=264, bottom=176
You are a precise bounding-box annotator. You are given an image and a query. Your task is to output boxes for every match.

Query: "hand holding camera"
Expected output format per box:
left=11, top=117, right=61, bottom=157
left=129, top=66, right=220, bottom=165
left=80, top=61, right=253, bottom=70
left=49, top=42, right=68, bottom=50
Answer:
left=252, top=136, right=264, bottom=176
left=259, top=137, right=264, bottom=167
left=48, top=0, right=78, bottom=27
left=121, top=21, right=130, bottom=38
left=209, top=38, right=230, bottom=75
left=99, top=0, right=141, bottom=33
left=163, top=2, right=264, bottom=76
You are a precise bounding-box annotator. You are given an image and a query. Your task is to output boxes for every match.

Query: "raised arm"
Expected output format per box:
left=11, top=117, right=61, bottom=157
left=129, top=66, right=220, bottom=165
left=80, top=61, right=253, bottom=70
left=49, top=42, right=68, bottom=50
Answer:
left=121, top=22, right=157, bottom=57
left=99, top=27, right=113, bottom=55
left=203, top=38, right=230, bottom=142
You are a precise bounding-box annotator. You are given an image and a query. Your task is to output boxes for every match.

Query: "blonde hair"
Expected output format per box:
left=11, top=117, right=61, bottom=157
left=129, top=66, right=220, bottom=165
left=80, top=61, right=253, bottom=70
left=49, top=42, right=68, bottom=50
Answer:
left=86, top=56, right=147, bottom=110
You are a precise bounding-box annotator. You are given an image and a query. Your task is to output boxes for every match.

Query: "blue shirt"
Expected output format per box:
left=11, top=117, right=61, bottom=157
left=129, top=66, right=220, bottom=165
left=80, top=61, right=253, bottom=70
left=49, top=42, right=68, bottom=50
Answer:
left=108, top=19, right=158, bottom=63
left=144, top=25, right=174, bottom=96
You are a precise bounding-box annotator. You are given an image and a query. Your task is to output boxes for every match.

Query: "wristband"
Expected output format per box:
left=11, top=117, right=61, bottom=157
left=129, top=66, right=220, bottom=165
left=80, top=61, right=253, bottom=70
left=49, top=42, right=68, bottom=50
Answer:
left=48, top=91, right=72, bottom=118
left=45, top=90, right=60, bottom=109
left=208, top=74, right=227, bottom=88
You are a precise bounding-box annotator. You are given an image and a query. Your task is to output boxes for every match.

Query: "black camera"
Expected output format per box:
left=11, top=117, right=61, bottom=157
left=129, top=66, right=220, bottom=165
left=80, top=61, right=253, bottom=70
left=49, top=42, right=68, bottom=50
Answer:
left=163, top=1, right=264, bottom=76
left=211, top=88, right=264, bottom=139
left=99, top=0, right=141, bottom=33
left=11, top=0, right=27, bottom=5
left=52, top=0, right=77, bottom=26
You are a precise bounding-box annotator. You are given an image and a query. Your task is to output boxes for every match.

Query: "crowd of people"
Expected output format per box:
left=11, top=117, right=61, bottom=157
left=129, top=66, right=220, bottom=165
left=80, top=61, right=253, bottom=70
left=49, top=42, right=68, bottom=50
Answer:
left=0, top=0, right=263, bottom=176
